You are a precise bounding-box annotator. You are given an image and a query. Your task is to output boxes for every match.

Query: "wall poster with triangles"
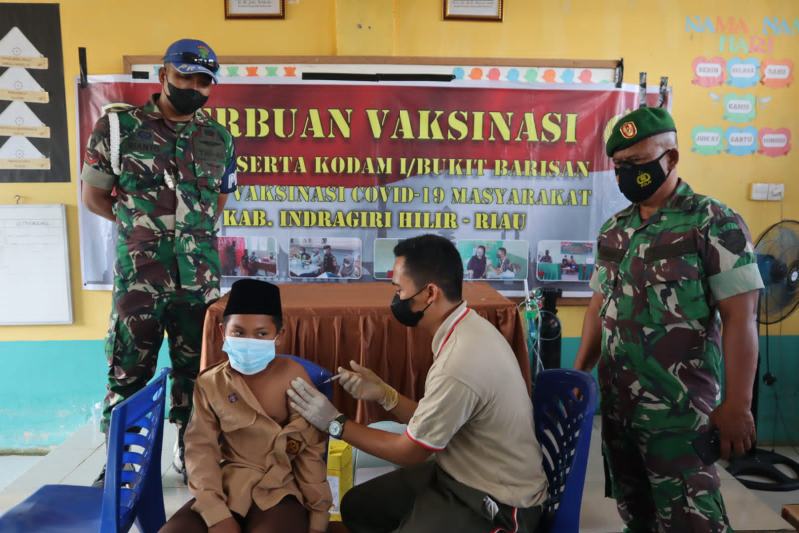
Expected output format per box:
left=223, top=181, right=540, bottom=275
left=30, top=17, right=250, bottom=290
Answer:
left=0, top=3, right=68, bottom=182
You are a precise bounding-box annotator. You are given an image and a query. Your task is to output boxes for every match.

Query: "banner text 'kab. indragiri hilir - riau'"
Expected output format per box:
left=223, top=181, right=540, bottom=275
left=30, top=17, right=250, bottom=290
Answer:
left=77, top=78, right=651, bottom=290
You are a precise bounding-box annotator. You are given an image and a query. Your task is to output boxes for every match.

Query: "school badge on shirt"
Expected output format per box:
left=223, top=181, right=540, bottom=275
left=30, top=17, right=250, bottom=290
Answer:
left=286, top=437, right=302, bottom=456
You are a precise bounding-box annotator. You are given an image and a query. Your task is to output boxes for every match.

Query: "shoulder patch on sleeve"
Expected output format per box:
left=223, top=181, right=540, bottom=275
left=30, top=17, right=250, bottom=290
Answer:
left=719, top=228, right=747, bottom=254
left=101, top=102, right=134, bottom=114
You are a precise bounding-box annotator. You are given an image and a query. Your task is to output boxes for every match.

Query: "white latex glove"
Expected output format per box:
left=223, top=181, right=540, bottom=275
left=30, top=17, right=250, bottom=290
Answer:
left=287, top=378, right=341, bottom=432
left=339, top=361, right=385, bottom=401
left=338, top=361, right=399, bottom=411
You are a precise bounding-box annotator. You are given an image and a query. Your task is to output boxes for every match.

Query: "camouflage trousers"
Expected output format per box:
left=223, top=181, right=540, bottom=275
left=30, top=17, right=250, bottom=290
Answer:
left=602, top=414, right=731, bottom=533
left=101, top=286, right=208, bottom=433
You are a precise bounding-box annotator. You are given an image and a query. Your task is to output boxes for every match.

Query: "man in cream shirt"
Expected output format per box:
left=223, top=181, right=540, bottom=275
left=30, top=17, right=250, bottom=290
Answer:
left=289, top=234, right=547, bottom=532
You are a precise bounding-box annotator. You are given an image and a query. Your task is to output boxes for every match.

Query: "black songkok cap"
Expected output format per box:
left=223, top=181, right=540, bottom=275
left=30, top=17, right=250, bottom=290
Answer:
left=223, top=279, right=282, bottom=318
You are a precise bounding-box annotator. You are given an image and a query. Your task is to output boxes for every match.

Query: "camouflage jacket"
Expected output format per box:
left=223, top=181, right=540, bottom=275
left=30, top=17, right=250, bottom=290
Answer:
left=590, top=180, right=763, bottom=429
left=81, top=94, right=237, bottom=299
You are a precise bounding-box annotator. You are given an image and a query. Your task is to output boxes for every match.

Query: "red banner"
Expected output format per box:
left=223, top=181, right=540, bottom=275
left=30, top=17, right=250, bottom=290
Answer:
left=78, top=81, right=638, bottom=187
left=78, top=77, right=655, bottom=291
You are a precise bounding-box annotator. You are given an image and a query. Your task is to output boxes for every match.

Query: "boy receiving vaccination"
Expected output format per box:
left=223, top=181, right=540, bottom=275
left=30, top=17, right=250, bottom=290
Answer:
left=161, top=279, right=331, bottom=533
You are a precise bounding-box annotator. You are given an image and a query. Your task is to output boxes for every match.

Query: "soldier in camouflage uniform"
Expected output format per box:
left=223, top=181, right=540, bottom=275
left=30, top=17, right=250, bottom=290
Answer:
left=574, top=108, right=763, bottom=532
left=80, top=39, right=236, bottom=484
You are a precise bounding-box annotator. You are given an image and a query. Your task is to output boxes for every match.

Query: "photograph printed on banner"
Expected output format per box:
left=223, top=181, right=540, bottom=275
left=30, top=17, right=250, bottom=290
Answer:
left=289, top=237, right=362, bottom=280
left=535, top=240, right=594, bottom=282
left=373, top=238, right=402, bottom=280
left=219, top=236, right=278, bottom=278
left=456, top=240, right=529, bottom=281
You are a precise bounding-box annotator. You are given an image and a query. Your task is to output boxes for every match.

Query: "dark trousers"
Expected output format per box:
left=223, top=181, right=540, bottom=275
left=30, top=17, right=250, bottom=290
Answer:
left=341, top=462, right=542, bottom=533
left=102, top=288, right=207, bottom=433
left=159, top=496, right=308, bottom=533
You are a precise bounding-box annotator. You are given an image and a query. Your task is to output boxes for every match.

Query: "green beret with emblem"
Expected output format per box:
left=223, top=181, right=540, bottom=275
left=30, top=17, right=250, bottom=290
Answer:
left=606, top=107, right=677, bottom=156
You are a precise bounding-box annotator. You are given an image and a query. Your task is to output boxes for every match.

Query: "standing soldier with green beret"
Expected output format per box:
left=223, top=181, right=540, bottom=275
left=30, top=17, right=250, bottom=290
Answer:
left=81, top=38, right=236, bottom=485
left=574, top=107, right=763, bottom=532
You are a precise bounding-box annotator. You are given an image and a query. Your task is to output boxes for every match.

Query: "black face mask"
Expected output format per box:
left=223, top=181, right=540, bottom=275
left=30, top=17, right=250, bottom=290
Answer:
left=615, top=150, right=671, bottom=203
left=165, top=81, right=208, bottom=115
left=390, top=287, right=432, bottom=328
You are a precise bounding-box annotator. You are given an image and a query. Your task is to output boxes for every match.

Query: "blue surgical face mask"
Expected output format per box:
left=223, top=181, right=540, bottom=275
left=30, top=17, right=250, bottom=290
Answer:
left=223, top=337, right=276, bottom=375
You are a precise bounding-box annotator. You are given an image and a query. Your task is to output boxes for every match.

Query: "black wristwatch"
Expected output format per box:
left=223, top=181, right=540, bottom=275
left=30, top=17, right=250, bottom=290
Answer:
left=328, top=414, right=347, bottom=438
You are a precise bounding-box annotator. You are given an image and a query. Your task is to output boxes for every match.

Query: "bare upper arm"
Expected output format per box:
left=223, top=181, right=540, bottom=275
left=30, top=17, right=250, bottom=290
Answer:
left=718, top=290, right=759, bottom=323
left=399, top=432, right=434, bottom=464
left=586, top=291, right=603, bottom=315
left=81, top=182, right=114, bottom=205
left=280, top=358, right=315, bottom=409
left=216, top=193, right=228, bottom=216
left=281, top=357, right=313, bottom=384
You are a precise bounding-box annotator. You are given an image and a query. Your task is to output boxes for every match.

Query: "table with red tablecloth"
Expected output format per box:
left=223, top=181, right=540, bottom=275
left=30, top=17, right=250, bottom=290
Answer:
left=201, top=282, right=529, bottom=424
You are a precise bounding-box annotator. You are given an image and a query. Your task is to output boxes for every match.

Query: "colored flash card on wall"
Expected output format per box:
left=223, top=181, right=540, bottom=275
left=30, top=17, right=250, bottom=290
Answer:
left=691, top=57, right=726, bottom=87
left=691, top=126, right=725, bottom=155
left=0, top=27, right=47, bottom=68
left=0, top=67, right=49, bottom=103
left=761, top=59, right=793, bottom=88
left=725, top=126, right=759, bottom=156
left=0, top=101, right=50, bottom=137
left=722, top=93, right=756, bottom=123
left=726, top=58, right=760, bottom=88
left=0, top=136, right=50, bottom=169
left=758, top=128, right=791, bottom=157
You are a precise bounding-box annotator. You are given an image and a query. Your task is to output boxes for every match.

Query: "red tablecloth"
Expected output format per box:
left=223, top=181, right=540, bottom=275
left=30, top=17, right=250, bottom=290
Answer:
left=201, top=282, right=528, bottom=424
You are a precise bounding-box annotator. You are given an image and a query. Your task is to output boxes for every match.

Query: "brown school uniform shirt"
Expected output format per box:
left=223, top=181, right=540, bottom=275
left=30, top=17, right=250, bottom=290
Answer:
left=185, top=361, right=332, bottom=530
left=406, top=302, right=549, bottom=509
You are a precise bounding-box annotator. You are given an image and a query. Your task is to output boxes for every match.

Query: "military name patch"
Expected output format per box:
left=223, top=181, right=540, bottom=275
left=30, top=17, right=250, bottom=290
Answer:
left=598, top=245, right=626, bottom=263
left=620, top=121, right=637, bottom=139
left=125, top=129, right=158, bottom=153
left=644, top=239, right=698, bottom=262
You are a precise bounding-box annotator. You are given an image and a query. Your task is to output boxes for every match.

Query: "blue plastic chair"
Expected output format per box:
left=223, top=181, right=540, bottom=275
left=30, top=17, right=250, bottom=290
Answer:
left=0, top=368, right=170, bottom=533
left=533, top=369, right=598, bottom=533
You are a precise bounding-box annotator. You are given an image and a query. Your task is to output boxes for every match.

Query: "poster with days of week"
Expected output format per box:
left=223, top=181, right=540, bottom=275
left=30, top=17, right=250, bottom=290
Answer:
left=0, top=3, right=69, bottom=182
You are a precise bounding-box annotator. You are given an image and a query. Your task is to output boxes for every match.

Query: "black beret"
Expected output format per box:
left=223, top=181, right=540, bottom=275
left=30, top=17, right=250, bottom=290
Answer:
left=224, top=279, right=282, bottom=318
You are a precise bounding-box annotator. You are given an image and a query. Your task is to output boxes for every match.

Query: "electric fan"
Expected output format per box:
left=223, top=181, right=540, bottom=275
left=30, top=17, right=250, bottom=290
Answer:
left=726, top=220, right=799, bottom=491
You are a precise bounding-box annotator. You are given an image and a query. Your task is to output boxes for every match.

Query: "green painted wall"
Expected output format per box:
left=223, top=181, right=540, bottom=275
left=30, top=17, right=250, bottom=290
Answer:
left=0, top=336, right=796, bottom=449
left=0, top=341, right=169, bottom=449
left=559, top=336, right=799, bottom=445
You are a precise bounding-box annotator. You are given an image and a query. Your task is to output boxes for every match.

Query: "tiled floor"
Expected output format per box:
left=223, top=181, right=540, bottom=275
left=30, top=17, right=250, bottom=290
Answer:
left=743, top=446, right=799, bottom=518
left=0, top=456, right=43, bottom=493
left=578, top=417, right=796, bottom=532
left=0, top=421, right=795, bottom=532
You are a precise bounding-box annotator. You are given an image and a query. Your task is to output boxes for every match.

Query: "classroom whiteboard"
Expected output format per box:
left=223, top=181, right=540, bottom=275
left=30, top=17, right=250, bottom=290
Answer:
left=0, top=204, right=73, bottom=325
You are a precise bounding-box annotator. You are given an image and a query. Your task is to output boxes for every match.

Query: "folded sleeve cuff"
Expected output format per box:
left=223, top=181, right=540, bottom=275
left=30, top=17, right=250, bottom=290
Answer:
left=191, top=498, right=233, bottom=528
left=405, top=427, right=445, bottom=452
left=80, top=165, right=116, bottom=190
left=309, top=510, right=330, bottom=531
left=708, top=262, right=764, bottom=302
